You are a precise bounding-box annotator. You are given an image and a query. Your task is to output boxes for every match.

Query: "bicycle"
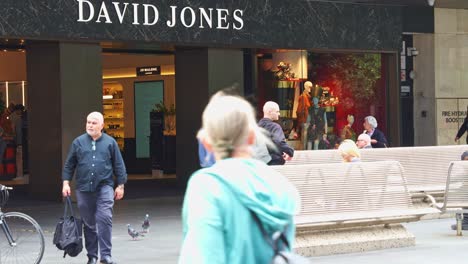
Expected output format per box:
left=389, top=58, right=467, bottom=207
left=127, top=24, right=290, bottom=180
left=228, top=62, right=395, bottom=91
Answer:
left=0, top=184, right=45, bottom=264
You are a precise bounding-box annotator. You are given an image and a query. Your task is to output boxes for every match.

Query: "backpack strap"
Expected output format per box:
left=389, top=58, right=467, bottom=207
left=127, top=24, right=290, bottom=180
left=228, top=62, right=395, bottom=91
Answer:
left=249, top=210, right=291, bottom=253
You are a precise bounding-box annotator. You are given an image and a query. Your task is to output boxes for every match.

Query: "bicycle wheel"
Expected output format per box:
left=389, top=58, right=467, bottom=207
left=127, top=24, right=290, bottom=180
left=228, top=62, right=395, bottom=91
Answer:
left=0, top=212, right=45, bottom=264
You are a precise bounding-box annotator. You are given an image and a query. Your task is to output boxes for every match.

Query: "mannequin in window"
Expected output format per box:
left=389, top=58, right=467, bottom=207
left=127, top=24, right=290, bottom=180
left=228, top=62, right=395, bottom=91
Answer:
left=307, top=97, right=327, bottom=150
left=296, top=81, right=312, bottom=148
left=341, top=114, right=357, bottom=142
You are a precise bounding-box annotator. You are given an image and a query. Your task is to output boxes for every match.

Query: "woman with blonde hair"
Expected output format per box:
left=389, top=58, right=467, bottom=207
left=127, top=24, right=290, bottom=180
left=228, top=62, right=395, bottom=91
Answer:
left=179, top=93, right=299, bottom=263
left=338, top=139, right=361, bottom=162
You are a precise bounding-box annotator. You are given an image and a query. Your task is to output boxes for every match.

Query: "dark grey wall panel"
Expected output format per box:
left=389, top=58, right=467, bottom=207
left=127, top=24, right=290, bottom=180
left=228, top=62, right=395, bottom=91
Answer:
left=402, top=6, right=434, bottom=33
left=0, top=0, right=402, bottom=51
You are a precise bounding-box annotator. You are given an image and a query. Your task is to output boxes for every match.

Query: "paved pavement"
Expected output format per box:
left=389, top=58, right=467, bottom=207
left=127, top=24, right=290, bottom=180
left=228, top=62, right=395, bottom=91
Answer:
left=5, top=196, right=184, bottom=264
left=3, top=195, right=468, bottom=263
left=311, top=218, right=468, bottom=264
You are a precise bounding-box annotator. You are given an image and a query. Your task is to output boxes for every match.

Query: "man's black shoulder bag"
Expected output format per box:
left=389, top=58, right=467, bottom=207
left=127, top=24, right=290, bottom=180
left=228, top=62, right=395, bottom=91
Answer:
left=250, top=210, right=310, bottom=264
left=53, top=196, right=83, bottom=258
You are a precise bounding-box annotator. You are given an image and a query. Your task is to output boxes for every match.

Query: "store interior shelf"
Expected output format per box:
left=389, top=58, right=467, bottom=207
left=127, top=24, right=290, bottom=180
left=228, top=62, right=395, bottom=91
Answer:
left=103, top=82, right=125, bottom=151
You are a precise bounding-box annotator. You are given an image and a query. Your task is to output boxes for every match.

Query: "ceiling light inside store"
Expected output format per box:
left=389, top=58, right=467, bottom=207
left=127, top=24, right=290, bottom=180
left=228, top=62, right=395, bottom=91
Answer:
left=102, top=74, right=136, bottom=79
left=103, top=95, right=114, bottom=99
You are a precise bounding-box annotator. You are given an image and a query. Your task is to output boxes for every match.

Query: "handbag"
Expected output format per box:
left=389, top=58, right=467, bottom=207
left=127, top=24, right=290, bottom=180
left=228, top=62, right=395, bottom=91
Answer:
left=250, top=210, right=310, bottom=264
left=53, top=196, right=83, bottom=258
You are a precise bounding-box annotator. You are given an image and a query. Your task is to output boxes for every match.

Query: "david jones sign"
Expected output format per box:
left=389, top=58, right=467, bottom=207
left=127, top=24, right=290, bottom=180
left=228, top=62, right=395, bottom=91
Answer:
left=76, top=0, right=245, bottom=30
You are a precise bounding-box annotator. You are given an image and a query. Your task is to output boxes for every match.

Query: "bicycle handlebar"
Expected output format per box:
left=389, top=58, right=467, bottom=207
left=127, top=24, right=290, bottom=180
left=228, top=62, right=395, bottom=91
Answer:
left=0, top=184, right=11, bottom=208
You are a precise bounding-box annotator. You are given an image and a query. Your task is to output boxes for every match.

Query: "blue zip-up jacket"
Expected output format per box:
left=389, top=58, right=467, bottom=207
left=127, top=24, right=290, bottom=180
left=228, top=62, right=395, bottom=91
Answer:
left=62, top=133, right=127, bottom=192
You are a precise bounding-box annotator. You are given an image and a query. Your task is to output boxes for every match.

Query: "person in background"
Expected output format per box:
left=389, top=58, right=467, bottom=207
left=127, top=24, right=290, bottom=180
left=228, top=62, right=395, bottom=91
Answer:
left=462, top=151, right=468, bottom=161
left=62, top=112, right=127, bottom=264
left=451, top=151, right=468, bottom=231
left=179, top=94, right=299, bottom=264
left=455, top=108, right=468, bottom=144
left=197, top=129, right=215, bottom=168
left=197, top=89, right=273, bottom=167
left=245, top=94, right=275, bottom=164
left=363, top=116, right=388, bottom=148
left=251, top=127, right=273, bottom=164
left=356, top=133, right=372, bottom=149
left=258, top=101, right=294, bottom=165
left=338, top=139, right=361, bottom=162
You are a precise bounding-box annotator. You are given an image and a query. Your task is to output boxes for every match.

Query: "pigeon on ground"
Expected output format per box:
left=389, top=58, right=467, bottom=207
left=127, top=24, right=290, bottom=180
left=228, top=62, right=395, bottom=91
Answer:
left=127, top=224, right=143, bottom=240
left=142, top=214, right=150, bottom=233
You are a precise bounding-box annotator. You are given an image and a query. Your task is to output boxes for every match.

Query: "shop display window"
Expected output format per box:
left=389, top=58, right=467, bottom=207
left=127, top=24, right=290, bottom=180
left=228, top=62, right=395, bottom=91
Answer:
left=0, top=81, right=27, bottom=108
left=103, top=81, right=124, bottom=150
left=257, top=51, right=387, bottom=150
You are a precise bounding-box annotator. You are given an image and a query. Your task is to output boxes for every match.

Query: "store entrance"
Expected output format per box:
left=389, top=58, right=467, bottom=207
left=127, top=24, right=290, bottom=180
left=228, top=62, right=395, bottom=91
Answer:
left=101, top=49, right=176, bottom=182
left=0, top=40, right=179, bottom=195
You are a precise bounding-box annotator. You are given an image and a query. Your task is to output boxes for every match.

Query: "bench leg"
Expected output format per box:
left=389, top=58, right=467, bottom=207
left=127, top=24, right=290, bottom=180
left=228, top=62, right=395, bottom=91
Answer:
left=456, top=213, right=463, bottom=236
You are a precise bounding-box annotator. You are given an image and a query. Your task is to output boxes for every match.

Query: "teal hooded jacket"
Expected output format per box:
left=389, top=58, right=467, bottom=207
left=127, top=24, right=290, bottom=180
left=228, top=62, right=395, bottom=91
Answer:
left=179, top=158, right=299, bottom=264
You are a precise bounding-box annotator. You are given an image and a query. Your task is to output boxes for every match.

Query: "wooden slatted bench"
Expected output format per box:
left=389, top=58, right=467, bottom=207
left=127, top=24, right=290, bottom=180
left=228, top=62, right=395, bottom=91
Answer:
left=285, top=145, right=468, bottom=197
left=272, top=161, right=439, bottom=231
left=426, top=160, right=468, bottom=236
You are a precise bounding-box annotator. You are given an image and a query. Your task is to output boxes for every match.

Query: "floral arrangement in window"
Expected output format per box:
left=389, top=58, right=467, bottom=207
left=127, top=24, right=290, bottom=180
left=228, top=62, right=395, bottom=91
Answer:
left=274, top=61, right=295, bottom=80
left=320, top=87, right=340, bottom=107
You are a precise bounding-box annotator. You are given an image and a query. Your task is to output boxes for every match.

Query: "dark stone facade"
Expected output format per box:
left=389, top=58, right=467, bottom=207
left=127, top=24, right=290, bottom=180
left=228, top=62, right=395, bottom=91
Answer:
left=0, top=0, right=402, bottom=51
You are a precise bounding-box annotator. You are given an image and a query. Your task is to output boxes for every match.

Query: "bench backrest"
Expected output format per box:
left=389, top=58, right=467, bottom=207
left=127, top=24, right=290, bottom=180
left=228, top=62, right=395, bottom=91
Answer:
left=286, top=145, right=467, bottom=192
left=442, top=161, right=468, bottom=210
left=272, top=161, right=412, bottom=217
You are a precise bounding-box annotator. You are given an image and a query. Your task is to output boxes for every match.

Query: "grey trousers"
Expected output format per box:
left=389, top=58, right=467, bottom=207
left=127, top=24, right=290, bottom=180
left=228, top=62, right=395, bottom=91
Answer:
left=76, top=185, right=114, bottom=259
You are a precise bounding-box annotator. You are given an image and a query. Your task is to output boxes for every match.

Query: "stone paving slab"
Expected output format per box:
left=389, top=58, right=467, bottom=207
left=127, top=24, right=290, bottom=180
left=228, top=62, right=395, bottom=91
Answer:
left=310, top=218, right=468, bottom=263
left=4, top=196, right=468, bottom=263
left=3, top=196, right=184, bottom=264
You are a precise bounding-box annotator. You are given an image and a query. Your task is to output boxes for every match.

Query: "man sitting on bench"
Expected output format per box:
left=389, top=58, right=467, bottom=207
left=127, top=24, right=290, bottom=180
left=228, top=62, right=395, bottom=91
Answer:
left=258, top=101, right=294, bottom=165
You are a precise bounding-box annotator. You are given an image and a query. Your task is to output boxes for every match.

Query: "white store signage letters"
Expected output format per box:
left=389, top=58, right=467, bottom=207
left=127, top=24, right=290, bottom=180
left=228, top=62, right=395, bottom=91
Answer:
left=76, top=0, right=245, bottom=30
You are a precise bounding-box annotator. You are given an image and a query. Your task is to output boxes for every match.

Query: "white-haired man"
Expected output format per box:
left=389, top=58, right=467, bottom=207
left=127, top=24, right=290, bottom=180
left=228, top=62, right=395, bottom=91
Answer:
left=356, top=133, right=372, bottom=149
left=258, top=101, right=294, bottom=165
left=363, top=116, right=388, bottom=148
left=62, top=112, right=127, bottom=264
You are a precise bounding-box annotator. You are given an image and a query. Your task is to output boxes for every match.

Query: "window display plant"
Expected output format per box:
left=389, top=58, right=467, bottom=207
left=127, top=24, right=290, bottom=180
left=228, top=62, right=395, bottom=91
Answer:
left=153, top=101, right=176, bottom=115
left=153, top=101, right=176, bottom=132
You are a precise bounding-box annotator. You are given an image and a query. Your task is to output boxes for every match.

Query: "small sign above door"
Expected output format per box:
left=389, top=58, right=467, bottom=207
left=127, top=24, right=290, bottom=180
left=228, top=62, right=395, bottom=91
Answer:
left=137, top=66, right=161, bottom=76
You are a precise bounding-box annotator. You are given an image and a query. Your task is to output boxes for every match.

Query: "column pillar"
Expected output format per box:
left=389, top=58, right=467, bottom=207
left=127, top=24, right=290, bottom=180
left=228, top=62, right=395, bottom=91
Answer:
left=27, top=41, right=102, bottom=200
left=175, top=48, right=244, bottom=189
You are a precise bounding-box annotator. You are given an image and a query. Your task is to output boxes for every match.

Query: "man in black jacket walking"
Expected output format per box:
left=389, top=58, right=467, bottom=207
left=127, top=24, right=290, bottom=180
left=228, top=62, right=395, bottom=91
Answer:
left=258, top=101, right=294, bottom=165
